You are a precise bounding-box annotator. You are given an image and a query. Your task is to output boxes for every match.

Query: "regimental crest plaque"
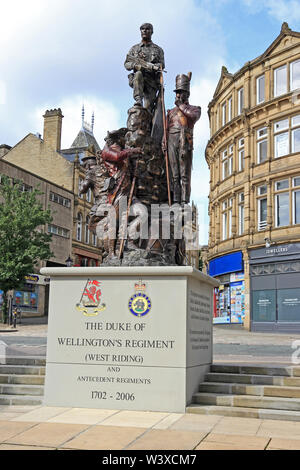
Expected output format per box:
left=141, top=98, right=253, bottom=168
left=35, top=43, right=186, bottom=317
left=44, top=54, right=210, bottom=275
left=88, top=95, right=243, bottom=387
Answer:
left=128, top=280, right=151, bottom=317
left=76, top=279, right=106, bottom=316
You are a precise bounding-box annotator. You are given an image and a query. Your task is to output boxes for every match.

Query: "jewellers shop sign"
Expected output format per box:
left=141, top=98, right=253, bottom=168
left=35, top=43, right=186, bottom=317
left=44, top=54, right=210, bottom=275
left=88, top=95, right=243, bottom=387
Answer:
left=249, top=243, right=300, bottom=261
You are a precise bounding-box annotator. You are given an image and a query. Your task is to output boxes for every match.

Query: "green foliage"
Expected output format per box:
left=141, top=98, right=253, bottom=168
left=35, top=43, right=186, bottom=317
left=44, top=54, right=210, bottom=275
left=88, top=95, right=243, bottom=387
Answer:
left=198, top=250, right=203, bottom=271
left=0, top=175, right=53, bottom=320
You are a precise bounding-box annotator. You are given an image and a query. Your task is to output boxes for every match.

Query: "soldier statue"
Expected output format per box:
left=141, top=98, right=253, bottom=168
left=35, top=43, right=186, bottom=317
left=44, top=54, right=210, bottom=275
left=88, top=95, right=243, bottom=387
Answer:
left=166, top=73, right=201, bottom=205
left=124, top=23, right=165, bottom=114
left=100, top=128, right=142, bottom=260
left=79, top=149, right=109, bottom=233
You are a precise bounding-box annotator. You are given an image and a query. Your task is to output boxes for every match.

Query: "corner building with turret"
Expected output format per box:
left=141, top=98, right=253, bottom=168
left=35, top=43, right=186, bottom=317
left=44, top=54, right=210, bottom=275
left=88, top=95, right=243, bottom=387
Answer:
left=206, top=23, right=300, bottom=332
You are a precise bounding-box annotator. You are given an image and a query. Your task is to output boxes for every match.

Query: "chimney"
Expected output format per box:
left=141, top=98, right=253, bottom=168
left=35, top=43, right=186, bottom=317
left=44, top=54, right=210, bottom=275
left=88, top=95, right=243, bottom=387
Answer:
left=43, top=108, right=63, bottom=151
left=0, top=144, right=12, bottom=158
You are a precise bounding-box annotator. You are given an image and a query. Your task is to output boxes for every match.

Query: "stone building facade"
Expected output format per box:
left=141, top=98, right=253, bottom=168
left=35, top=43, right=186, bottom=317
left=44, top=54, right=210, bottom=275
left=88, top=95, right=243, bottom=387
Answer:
left=2, top=107, right=102, bottom=270
left=205, top=23, right=300, bottom=332
left=0, top=158, right=74, bottom=317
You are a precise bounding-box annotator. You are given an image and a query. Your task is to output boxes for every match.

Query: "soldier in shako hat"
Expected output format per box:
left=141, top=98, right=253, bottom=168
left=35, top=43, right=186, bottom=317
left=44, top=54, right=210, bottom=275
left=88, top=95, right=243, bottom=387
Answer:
left=166, top=72, right=201, bottom=205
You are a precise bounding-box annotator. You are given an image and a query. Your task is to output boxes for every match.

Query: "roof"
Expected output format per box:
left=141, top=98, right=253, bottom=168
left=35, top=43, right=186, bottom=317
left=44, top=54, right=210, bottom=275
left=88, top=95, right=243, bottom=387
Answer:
left=70, top=127, right=100, bottom=151
left=60, top=122, right=101, bottom=163
left=211, top=22, right=300, bottom=103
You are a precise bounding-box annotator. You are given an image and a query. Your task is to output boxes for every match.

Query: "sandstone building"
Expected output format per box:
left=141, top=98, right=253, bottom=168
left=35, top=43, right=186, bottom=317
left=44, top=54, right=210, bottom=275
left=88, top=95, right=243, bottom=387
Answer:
left=0, top=158, right=74, bottom=317
left=205, top=23, right=300, bottom=332
left=2, top=107, right=102, bottom=269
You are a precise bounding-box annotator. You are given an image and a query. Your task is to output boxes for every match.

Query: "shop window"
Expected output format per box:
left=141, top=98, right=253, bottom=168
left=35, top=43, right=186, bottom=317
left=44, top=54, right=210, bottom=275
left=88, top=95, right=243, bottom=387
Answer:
left=14, top=284, right=39, bottom=311
left=74, top=255, right=80, bottom=266
left=256, top=74, right=265, bottom=104
left=278, top=288, right=300, bottom=322
left=252, top=290, right=276, bottom=322
left=80, top=257, right=89, bottom=267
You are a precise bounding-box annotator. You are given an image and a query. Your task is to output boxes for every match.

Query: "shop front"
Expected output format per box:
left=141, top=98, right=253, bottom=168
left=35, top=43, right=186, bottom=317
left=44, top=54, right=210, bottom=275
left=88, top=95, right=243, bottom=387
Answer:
left=0, top=274, right=50, bottom=319
left=250, top=243, right=300, bottom=332
left=73, top=248, right=100, bottom=267
left=209, top=251, right=245, bottom=324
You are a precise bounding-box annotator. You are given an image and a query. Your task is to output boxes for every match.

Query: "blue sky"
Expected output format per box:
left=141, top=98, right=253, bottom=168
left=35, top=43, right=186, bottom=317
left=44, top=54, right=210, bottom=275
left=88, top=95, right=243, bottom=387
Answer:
left=1, top=0, right=300, bottom=244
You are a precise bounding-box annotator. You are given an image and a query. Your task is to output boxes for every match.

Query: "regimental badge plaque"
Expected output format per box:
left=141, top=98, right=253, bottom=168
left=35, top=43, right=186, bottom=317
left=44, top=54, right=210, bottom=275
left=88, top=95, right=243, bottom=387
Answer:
left=76, top=279, right=106, bottom=316
left=128, top=280, right=151, bottom=317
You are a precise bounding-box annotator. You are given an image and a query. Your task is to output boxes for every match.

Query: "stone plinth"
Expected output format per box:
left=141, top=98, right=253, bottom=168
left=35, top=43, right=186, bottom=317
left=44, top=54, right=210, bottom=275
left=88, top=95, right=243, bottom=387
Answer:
left=41, top=266, right=218, bottom=413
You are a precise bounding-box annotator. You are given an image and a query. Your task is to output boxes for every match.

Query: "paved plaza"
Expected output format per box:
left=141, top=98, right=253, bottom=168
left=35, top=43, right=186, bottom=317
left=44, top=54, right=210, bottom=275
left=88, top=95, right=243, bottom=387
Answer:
left=1, top=404, right=300, bottom=450
left=1, top=321, right=300, bottom=450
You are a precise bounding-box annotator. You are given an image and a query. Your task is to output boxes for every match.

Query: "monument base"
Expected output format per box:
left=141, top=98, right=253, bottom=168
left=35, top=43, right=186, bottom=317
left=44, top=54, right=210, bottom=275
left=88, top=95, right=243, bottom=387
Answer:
left=41, top=266, right=218, bottom=413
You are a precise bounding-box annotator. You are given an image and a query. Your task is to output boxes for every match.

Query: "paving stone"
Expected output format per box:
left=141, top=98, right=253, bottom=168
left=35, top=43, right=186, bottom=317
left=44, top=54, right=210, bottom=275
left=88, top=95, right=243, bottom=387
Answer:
left=12, top=406, right=71, bottom=422
left=0, top=443, right=55, bottom=450
left=267, top=437, right=300, bottom=450
left=100, top=410, right=169, bottom=428
left=0, top=421, right=38, bottom=442
left=152, top=413, right=183, bottom=429
left=169, top=414, right=222, bottom=432
left=61, top=425, right=147, bottom=450
left=202, top=432, right=269, bottom=449
left=6, top=422, right=88, bottom=448
left=127, top=429, right=206, bottom=450
left=47, top=408, right=119, bottom=425
left=257, top=419, right=300, bottom=439
left=211, top=416, right=262, bottom=436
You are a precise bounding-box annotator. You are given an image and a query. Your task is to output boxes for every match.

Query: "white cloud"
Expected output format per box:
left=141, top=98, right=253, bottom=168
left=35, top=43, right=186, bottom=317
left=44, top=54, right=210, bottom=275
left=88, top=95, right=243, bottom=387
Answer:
left=241, top=0, right=300, bottom=22
left=1, top=0, right=229, bottom=245
left=32, top=95, right=122, bottom=149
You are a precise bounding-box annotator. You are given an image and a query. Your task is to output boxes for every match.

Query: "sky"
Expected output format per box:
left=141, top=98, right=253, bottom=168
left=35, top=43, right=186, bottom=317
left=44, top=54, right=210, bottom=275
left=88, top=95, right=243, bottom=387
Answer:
left=1, top=0, right=300, bottom=244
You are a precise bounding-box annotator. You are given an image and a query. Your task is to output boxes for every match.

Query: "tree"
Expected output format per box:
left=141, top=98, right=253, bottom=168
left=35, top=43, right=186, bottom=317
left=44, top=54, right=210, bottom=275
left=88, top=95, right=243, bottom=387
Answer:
left=0, top=175, right=53, bottom=323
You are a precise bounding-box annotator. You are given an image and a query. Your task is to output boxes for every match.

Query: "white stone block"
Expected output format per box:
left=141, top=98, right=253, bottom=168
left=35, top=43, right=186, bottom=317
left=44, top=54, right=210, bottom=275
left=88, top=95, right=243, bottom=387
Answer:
left=41, top=266, right=218, bottom=413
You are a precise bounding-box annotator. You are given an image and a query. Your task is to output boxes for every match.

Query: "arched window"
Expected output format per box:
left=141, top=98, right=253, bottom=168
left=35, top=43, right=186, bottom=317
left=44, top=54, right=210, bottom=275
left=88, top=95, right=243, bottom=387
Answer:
left=85, top=216, right=90, bottom=244
left=77, top=212, right=82, bottom=241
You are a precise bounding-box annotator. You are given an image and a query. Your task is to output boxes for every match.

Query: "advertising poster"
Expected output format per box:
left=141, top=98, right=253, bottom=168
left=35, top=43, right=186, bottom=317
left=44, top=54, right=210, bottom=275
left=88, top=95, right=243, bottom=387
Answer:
left=213, top=285, right=231, bottom=324
left=30, top=293, right=37, bottom=307
left=23, top=292, right=30, bottom=306
left=15, top=291, right=22, bottom=305
left=230, top=281, right=245, bottom=323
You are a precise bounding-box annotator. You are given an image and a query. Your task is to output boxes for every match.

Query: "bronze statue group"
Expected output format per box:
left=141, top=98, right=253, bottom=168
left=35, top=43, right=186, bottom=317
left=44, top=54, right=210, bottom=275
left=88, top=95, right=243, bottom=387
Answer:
left=80, top=23, right=201, bottom=266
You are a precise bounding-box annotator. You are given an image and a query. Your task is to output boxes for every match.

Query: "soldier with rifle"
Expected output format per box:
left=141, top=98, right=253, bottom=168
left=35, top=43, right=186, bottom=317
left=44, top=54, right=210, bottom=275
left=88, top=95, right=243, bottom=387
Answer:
left=124, top=23, right=165, bottom=114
